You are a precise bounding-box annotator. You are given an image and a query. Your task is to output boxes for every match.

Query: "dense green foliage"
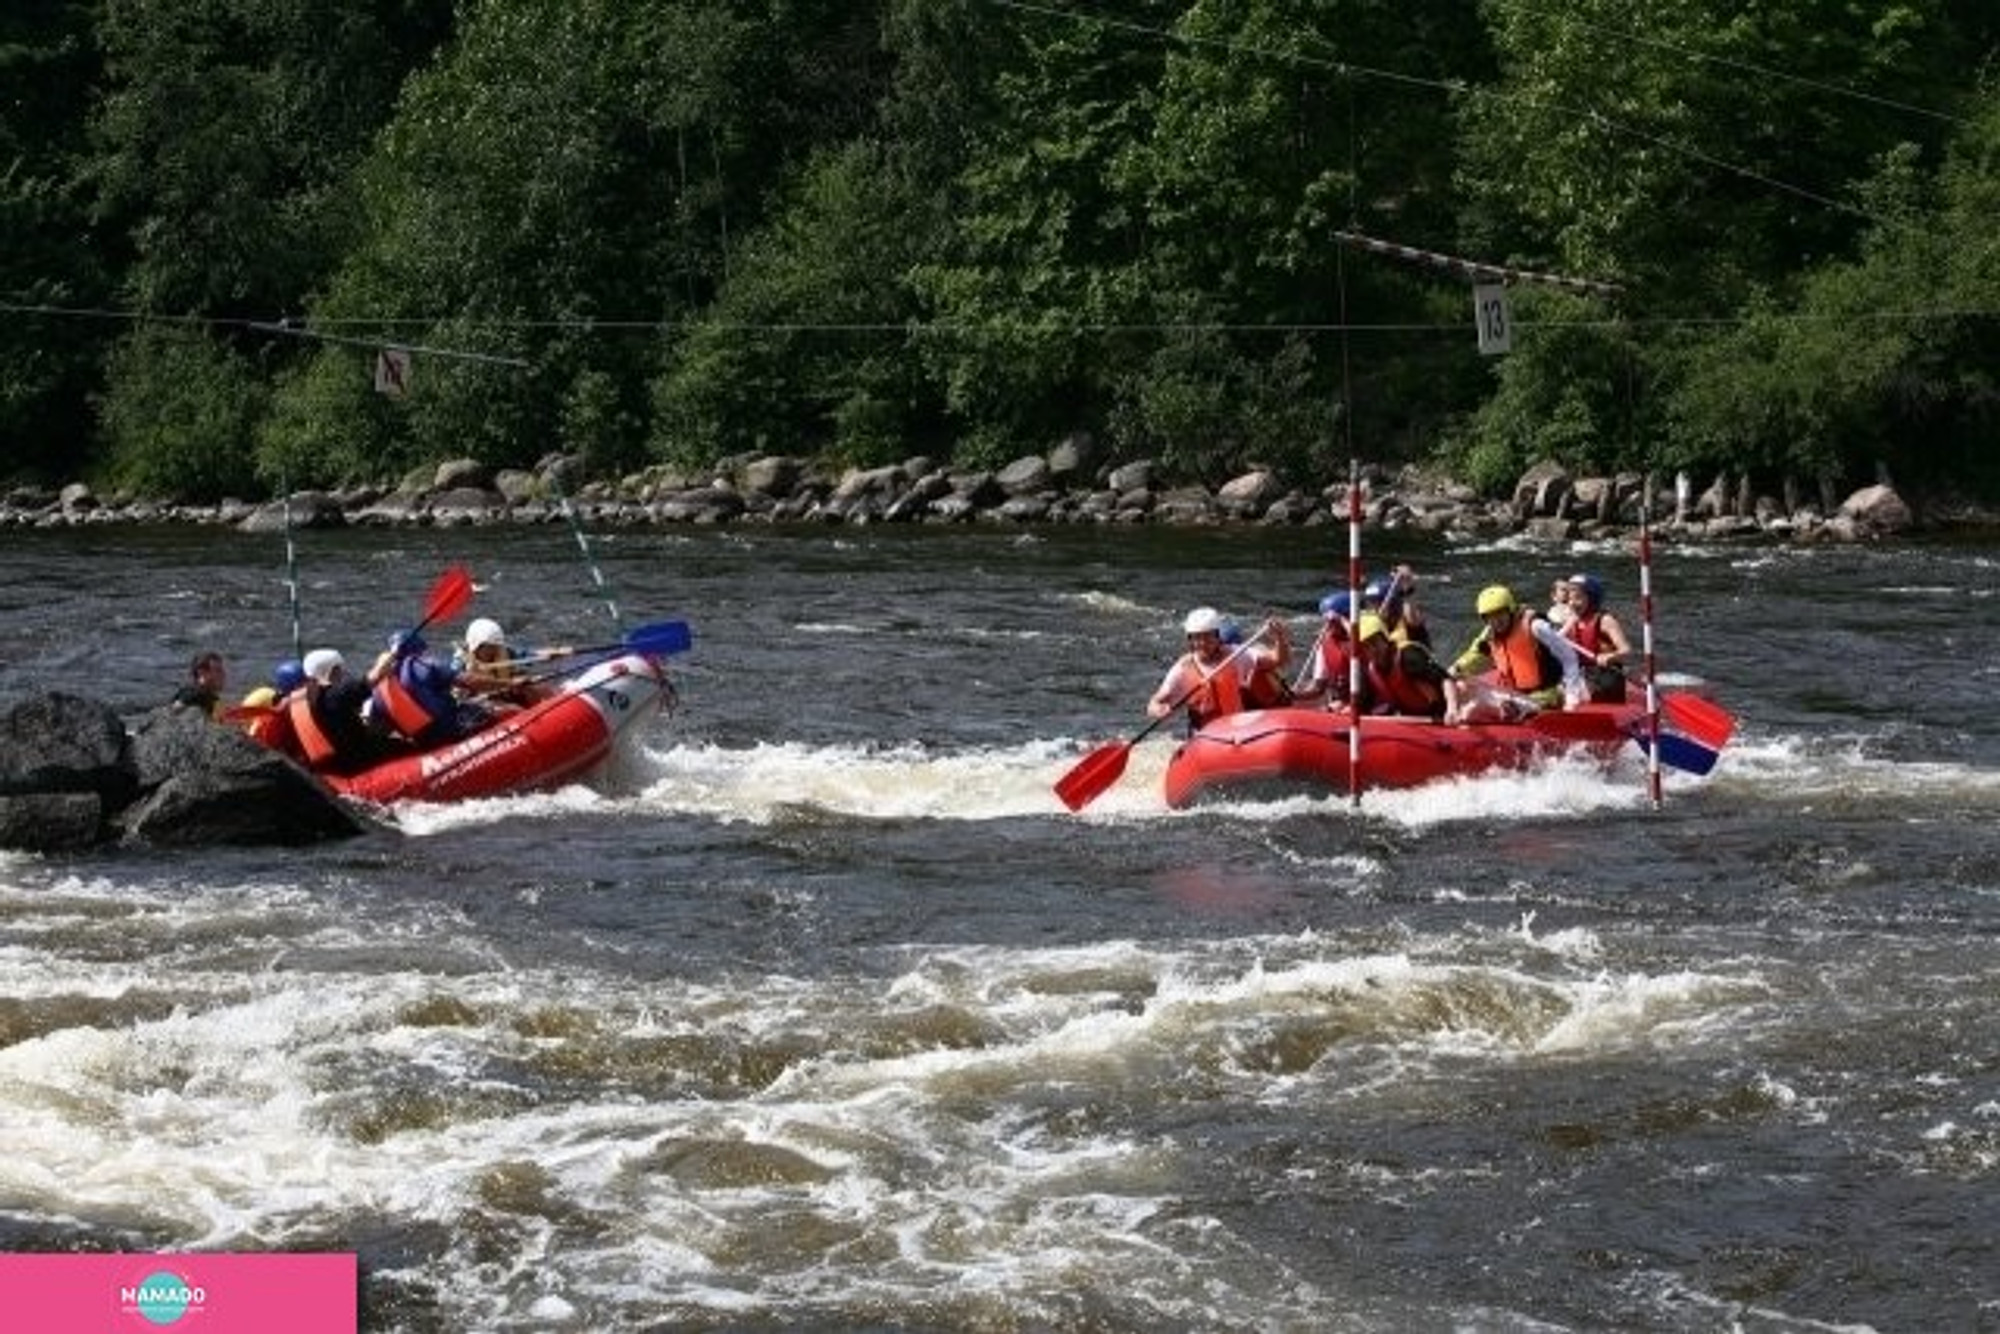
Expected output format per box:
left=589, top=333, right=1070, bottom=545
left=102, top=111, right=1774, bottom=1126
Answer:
left=3, top=0, right=1996, bottom=502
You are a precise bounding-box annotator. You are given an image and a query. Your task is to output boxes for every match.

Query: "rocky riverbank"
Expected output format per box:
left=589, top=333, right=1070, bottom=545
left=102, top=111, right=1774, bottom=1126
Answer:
left=2, top=442, right=1976, bottom=543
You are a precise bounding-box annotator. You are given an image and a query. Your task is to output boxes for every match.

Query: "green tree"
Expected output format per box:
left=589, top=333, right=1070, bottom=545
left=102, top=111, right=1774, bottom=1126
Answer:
left=1452, top=0, right=1992, bottom=493
left=282, top=0, right=887, bottom=482
left=99, top=323, right=265, bottom=500
left=652, top=138, right=940, bottom=468
left=0, top=0, right=107, bottom=481
left=87, top=0, right=450, bottom=494
left=1664, top=92, right=2000, bottom=497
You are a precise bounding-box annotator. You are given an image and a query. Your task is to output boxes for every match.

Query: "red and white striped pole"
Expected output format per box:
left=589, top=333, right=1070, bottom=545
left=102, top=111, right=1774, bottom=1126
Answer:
left=1639, top=483, right=1662, bottom=808
left=1347, top=458, right=1364, bottom=808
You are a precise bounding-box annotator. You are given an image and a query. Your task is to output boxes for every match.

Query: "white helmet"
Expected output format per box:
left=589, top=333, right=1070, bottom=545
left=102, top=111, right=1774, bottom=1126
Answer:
left=465, top=617, right=506, bottom=651
left=302, top=648, right=345, bottom=684
left=1182, top=606, right=1225, bottom=635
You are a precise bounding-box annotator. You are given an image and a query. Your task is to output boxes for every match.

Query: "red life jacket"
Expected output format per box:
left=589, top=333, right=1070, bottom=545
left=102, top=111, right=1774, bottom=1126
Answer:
left=1566, top=610, right=1605, bottom=656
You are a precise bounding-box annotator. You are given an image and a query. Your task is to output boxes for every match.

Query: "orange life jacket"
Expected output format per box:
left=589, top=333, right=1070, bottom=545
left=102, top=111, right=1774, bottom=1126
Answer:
left=1488, top=614, right=1557, bottom=692
left=288, top=691, right=338, bottom=767
left=1186, top=655, right=1245, bottom=728
left=372, top=671, right=438, bottom=741
left=1243, top=659, right=1292, bottom=709
left=1364, top=650, right=1445, bottom=717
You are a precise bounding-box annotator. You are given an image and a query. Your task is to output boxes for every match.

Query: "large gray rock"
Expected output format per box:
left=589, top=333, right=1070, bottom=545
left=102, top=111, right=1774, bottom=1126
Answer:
left=1218, top=469, right=1283, bottom=513
left=0, top=793, right=107, bottom=853
left=239, top=491, right=345, bottom=534
left=0, top=695, right=365, bottom=851
left=1513, top=461, right=1572, bottom=518
left=1839, top=483, right=1913, bottom=535
left=996, top=455, right=1052, bottom=497
left=1047, top=432, right=1100, bottom=487
left=122, top=709, right=366, bottom=846
left=433, top=457, right=492, bottom=491
left=0, top=692, right=138, bottom=809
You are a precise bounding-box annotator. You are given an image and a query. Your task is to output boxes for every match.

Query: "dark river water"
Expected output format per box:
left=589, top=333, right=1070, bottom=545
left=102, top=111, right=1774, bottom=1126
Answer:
left=2, top=519, right=1996, bottom=1332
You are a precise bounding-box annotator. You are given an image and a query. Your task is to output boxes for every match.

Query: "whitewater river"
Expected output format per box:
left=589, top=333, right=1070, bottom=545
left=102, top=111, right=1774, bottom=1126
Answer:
left=2, top=518, right=1996, bottom=1332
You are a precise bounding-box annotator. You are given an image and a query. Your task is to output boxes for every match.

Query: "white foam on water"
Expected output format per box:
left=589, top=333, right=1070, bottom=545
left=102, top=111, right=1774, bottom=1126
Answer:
left=340, top=683, right=1997, bottom=838
left=1712, top=730, right=2000, bottom=807
left=0, top=862, right=1818, bottom=1329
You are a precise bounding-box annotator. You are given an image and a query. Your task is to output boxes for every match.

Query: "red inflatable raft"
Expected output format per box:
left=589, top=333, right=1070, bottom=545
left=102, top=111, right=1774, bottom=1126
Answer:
left=1162, top=702, right=1649, bottom=808
left=328, top=652, right=668, bottom=805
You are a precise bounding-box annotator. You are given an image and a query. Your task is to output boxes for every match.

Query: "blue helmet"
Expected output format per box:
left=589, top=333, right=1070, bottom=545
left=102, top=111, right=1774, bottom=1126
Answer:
left=1362, top=579, right=1388, bottom=606
left=1219, top=619, right=1245, bottom=646
left=272, top=659, right=306, bottom=694
left=1318, top=591, right=1352, bottom=620
left=389, top=629, right=426, bottom=657
left=1565, top=573, right=1604, bottom=608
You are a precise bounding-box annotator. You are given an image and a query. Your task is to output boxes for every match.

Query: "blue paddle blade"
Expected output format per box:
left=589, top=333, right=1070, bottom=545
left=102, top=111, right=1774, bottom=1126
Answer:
left=623, top=620, right=692, bottom=655
left=1632, top=730, right=1721, bottom=775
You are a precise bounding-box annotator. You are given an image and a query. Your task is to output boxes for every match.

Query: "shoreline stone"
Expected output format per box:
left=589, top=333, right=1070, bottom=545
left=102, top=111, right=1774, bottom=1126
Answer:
left=3, top=454, right=1983, bottom=544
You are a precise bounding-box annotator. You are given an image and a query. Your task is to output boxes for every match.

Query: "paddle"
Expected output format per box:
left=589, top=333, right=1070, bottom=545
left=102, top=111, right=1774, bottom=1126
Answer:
left=413, top=565, right=475, bottom=635
left=1625, top=689, right=1735, bottom=775
left=1463, top=679, right=1730, bottom=775
left=509, top=619, right=695, bottom=683
left=1637, top=730, right=1723, bottom=775
left=1055, top=625, right=1271, bottom=813
left=1660, top=691, right=1735, bottom=749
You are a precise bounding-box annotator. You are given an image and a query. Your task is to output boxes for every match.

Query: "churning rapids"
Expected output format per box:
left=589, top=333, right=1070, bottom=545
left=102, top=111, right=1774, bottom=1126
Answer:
left=2, top=522, right=1996, bottom=1332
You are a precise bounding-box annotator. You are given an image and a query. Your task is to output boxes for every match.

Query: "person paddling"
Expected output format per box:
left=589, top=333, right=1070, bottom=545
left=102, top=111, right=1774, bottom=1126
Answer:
left=368, top=631, right=485, bottom=747
left=452, top=617, right=561, bottom=708
left=291, top=649, right=399, bottom=775
left=1354, top=613, right=1452, bottom=720
left=1149, top=607, right=1282, bottom=733
left=236, top=659, right=305, bottom=755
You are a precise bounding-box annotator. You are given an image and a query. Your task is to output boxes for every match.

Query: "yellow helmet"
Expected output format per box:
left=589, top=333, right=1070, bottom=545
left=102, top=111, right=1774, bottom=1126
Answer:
left=1355, top=612, right=1389, bottom=643
left=1475, top=584, right=1517, bottom=617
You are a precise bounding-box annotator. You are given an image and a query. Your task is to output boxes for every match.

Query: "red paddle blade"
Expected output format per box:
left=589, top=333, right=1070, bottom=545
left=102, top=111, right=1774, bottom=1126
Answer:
left=1662, top=692, right=1736, bottom=748
left=419, top=565, right=476, bottom=629
left=1054, top=741, right=1133, bottom=812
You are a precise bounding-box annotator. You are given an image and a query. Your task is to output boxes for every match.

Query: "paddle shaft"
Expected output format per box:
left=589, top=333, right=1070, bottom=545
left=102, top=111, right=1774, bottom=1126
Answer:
left=1053, top=623, right=1273, bottom=812
left=1141, top=621, right=1274, bottom=742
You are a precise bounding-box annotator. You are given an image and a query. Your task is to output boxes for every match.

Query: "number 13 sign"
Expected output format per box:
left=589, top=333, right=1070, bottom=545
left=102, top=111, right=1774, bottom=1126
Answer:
left=1473, top=283, right=1512, bottom=356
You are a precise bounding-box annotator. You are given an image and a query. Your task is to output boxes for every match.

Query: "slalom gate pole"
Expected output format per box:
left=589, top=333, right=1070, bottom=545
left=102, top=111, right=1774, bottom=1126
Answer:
left=282, top=477, right=302, bottom=661
left=550, top=471, right=624, bottom=634
left=1640, top=482, right=1663, bottom=809
left=1347, top=458, right=1363, bottom=809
